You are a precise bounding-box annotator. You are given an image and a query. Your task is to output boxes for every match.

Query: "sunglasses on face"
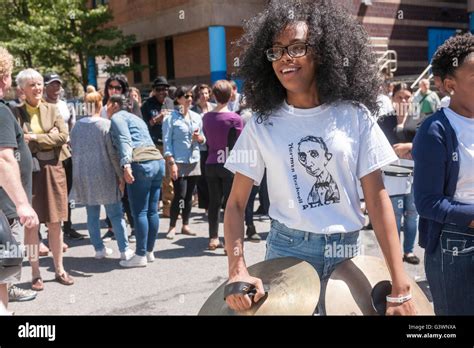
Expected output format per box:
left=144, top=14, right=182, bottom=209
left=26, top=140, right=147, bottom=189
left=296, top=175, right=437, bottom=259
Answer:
left=184, top=94, right=193, bottom=99
left=108, top=85, right=122, bottom=91
left=155, top=87, right=168, bottom=92
left=265, top=43, right=311, bottom=62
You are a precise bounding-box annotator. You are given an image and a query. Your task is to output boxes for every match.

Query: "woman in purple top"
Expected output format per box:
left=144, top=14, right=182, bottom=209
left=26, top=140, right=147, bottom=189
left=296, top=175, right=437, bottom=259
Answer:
left=203, top=80, right=244, bottom=250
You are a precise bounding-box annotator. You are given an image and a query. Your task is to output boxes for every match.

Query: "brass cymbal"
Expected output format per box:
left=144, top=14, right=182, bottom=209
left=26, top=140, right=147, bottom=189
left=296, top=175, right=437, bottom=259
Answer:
left=198, top=257, right=320, bottom=315
left=325, top=255, right=434, bottom=315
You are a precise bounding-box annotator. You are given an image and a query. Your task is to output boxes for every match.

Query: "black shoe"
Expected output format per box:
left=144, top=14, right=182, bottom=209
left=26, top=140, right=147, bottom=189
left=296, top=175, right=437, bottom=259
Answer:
left=246, top=225, right=261, bottom=242
left=403, top=254, right=420, bottom=265
left=64, top=227, right=85, bottom=240
left=102, top=229, right=115, bottom=242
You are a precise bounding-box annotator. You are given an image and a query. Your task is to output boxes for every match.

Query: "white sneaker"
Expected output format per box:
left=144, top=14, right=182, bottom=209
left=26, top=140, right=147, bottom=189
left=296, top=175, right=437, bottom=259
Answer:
left=146, top=252, right=155, bottom=263
left=119, top=255, right=147, bottom=268
left=120, top=248, right=134, bottom=261
left=95, top=247, right=113, bottom=259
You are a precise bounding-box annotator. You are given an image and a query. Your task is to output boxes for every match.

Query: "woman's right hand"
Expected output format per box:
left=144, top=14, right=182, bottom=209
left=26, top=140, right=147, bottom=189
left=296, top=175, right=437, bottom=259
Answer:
left=225, top=269, right=266, bottom=312
left=170, top=163, right=178, bottom=181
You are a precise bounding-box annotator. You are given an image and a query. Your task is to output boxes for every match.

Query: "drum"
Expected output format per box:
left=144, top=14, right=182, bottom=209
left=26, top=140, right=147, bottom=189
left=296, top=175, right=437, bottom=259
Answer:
left=382, top=164, right=413, bottom=196
left=357, top=161, right=413, bottom=199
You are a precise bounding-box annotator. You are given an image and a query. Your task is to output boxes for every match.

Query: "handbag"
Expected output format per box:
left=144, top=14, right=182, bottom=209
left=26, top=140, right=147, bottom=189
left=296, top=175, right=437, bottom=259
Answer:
left=0, top=210, right=23, bottom=267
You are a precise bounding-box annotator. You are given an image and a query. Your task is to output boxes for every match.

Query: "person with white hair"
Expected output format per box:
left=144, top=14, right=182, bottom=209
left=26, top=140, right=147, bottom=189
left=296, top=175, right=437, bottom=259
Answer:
left=413, top=78, right=441, bottom=120
left=12, top=68, right=74, bottom=290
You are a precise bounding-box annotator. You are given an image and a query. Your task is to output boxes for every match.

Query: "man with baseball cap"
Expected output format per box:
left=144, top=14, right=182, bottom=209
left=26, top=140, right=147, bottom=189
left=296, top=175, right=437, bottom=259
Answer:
left=141, top=76, right=175, bottom=217
left=43, top=72, right=84, bottom=241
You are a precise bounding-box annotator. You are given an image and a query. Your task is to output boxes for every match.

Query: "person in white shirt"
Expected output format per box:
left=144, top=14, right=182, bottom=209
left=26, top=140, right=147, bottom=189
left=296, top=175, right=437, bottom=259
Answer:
left=227, top=80, right=242, bottom=113
left=223, top=0, right=416, bottom=315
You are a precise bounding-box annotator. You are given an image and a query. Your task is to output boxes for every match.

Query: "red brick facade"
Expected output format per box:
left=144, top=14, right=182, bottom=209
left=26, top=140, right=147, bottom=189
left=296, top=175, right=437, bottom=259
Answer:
left=97, top=0, right=470, bottom=89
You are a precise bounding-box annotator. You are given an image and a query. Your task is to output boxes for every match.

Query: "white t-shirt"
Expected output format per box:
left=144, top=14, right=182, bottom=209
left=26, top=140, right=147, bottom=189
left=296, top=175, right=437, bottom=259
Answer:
left=56, top=99, right=76, bottom=132
left=440, top=96, right=451, bottom=108
left=224, top=101, right=398, bottom=234
left=444, top=107, right=474, bottom=204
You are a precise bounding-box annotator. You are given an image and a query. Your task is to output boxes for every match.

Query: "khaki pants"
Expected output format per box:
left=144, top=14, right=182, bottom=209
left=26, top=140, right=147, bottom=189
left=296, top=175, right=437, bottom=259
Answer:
left=157, top=144, right=174, bottom=214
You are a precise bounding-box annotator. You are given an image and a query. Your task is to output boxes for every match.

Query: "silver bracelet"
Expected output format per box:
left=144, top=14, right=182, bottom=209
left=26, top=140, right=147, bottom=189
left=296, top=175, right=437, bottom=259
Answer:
left=386, top=293, right=412, bottom=304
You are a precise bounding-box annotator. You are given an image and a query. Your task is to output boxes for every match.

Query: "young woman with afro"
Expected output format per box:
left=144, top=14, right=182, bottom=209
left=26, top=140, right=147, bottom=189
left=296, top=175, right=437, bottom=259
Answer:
left=222, top=0, right=417, bottom=315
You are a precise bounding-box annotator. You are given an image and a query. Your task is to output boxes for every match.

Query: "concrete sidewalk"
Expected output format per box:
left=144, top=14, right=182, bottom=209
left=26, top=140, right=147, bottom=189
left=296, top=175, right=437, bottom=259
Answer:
left=9, top=205, right=430, bottom=315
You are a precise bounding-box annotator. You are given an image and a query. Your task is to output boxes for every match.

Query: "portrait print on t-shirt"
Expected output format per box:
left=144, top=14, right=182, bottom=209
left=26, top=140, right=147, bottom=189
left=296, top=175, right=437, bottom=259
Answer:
left=293, top=135, right=340, bottom=209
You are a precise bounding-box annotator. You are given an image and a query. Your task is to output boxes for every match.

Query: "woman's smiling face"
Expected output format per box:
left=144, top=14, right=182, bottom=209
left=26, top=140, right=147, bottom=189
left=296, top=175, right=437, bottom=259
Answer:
left=271, top=21, right=317, bottom=96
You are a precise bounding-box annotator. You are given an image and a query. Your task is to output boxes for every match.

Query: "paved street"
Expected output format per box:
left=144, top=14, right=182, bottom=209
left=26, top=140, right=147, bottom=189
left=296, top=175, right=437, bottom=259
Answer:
left=9, top=202, right=430, bottom=315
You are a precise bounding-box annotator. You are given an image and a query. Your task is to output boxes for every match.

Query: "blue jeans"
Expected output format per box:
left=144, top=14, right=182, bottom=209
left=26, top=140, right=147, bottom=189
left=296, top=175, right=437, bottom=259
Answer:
left=424, top=223, right=474, bottom=315
left=265, top=219, right=361, bottom=314
left=86, top=202, right=128, bottom=253
left=127, top=160, right=165, bottom=256
left=390, top=190, right=418, bottom=254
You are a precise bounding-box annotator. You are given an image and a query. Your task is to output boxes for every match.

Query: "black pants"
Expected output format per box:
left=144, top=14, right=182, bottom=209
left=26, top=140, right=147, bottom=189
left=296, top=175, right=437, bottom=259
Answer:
left=206, top=164, right=234, bottom=239
left=105, top=187, right=134, bottom=230
left=245, top=185, right=259, bottom=228
left=170, top=176, right=198, bottom=227
left=196, top=150, right=209, bottom=209
left=258, top=171, right=270, bottom=214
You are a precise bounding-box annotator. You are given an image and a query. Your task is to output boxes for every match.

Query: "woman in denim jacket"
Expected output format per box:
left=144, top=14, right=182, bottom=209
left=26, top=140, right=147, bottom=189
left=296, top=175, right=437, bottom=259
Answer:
left=163, top=86, right=206, bottom=239
left=413, top=34, right=474, bottom=315
left=107, top=94, right=165, bottom=268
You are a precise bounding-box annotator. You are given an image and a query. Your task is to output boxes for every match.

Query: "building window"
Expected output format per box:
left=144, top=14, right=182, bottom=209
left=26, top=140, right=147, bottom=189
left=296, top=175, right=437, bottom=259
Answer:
left=148, top=42, right=158, bottom=81
left=132, top=46, right=142, bottom=84
left=165, top=37, right=175, bottom=81
left=92, top=0, right=108, bottom=7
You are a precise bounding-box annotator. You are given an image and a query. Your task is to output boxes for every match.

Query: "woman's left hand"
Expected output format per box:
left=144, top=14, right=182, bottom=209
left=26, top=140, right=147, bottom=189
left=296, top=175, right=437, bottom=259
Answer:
left=124, top=167, right=135, bottom=184
left=386, top=298, right=417, bottom=316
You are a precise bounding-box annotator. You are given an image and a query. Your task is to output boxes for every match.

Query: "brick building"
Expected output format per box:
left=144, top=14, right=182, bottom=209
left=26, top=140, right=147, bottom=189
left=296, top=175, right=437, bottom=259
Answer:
left=89, top=0, right=474, bottom=91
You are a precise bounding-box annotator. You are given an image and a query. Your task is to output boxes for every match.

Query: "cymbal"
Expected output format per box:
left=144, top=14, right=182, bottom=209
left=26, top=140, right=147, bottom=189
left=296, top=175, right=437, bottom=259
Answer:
left=324, top=255, right=434, bottom=315
left=198, top=257, right=320, bottom=315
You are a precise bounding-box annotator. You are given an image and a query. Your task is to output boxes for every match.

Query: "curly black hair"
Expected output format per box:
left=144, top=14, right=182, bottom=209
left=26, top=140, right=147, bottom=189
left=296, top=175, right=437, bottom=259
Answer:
left=431, top=33, right=474, bottom=80
left=235, top=0, right=381, bottom=120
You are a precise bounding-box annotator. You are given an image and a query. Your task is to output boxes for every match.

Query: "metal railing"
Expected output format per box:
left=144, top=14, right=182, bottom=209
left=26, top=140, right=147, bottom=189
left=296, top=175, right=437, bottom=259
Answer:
left=377, top=50, right=398, bottom=73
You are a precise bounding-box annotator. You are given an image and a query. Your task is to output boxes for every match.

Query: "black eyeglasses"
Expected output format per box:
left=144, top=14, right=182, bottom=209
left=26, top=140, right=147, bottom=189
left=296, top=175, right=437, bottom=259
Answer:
left=108, top=85, right=122, bottom=91
left=265, top=43, right=311, bottom=62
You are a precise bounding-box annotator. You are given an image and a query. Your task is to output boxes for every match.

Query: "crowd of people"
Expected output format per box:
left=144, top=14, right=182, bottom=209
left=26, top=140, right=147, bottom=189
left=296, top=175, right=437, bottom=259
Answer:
left=0, top=0, right=472, bottom=317
left=0, top=45, right=269, bottom=312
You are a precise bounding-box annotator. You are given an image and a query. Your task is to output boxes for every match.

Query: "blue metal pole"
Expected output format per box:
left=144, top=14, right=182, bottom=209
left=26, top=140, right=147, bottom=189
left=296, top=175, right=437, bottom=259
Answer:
left=208, top=26, right=227, bottom=84
left=470, top=12, right=474, bottom=33
left=87, top=56, right=97, bottom=88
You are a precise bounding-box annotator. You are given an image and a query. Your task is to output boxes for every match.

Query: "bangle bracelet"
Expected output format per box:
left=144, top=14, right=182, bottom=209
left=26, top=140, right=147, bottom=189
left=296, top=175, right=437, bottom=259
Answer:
left=386, top=293, right=412, bottom=304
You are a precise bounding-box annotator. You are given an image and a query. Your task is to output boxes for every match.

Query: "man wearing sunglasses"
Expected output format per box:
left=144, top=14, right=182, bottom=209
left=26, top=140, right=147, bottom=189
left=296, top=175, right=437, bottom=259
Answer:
left=141, top=76, right=175, bottom=217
